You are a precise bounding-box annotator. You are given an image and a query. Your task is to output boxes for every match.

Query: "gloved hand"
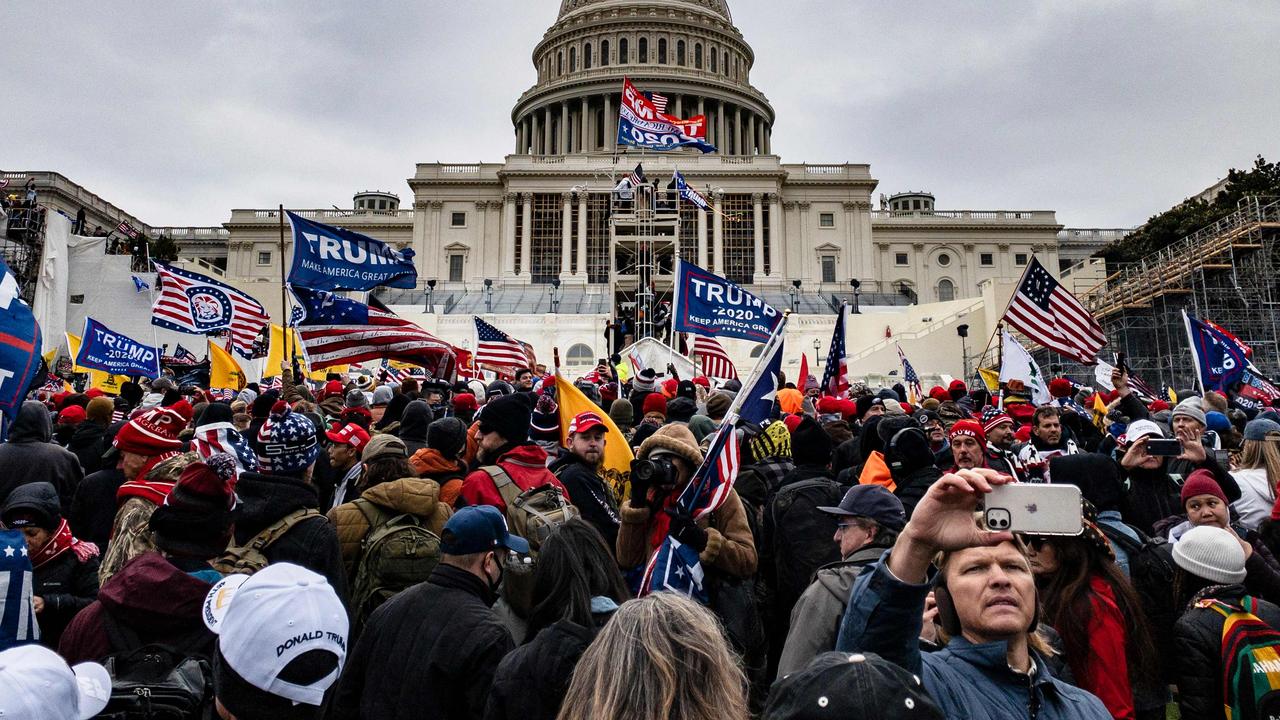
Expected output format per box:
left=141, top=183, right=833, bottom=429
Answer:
left=629, top=460, right=651, bottom=507
left=666, top=508, right=708, bottom=553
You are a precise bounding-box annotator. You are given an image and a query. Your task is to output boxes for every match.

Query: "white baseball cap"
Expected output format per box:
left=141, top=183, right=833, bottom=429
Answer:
left=202, top=563, right=348, bottom=707
left=1124, top=419, right=1164, bottom=444
left=0, top=644, right=111, bottom=720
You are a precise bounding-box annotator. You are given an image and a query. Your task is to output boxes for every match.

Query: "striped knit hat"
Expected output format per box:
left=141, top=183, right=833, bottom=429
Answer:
left=257, top=401, right=319, bottom=475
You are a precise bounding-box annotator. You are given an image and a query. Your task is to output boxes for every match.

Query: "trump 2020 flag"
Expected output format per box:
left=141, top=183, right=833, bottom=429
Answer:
left=1184, top=310, right=1248, bottom=393
left=617, top=78, right=716, bottom=153
left=638, top=422, right=741, bottom=602
left=672, top=259, right=782, bottom=343
left=287, top=211, right=418, bottom=292
left=0, top=529, right=39, bottom=649
left=75, top=317, right=160, bottom=378
left=0, top=256, right=42, bottom=439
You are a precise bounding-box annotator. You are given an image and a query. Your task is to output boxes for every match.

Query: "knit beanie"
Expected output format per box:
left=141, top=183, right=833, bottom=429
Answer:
left=427, top=417, right=468, bottom=459
left=642, top=393, right=668, bottom=419
left=1180, top=468, right=1228, bottom=507
left=947, top=419, right=985, bottom=444
left=251, top=391, right=278, bottom=419
left=632, top=368, right=658, bottom=393
left=530, top=395, right=561, bottom=442
left=1048, top=378, right=1073, bottom=399
left=344, top=389, right=369, bottom=409
left=747, top=419, right=791, bottom=462
left=149, top=454, right=237, bottom=558
left=608, top=399, right=635, bottom=430
left=478, top=392, right=535, bottom=444
left=948, top=380, right=967, bottom=402
left=1205, top=411, right=1231, bottom=433
left=876, top=414, right=917, bottom=446
left=113, top=400, right=193, bottom=456
left=1172, top=398, right=1207, bottom=427
left=928, top=386, right=949, bottom=403
left=921, top=397, right=941, bottom=411
left=776, top=388, right=804, bottom=415
left=688, top=415, right=718, bottom=444
left=791, top=416, right=834, bottom=467
left=677, top=380, right=697, bottom=401
left=666, top=397, right=697, bottom=423
left=256, top=401, right=319, bottom=476
left=981, top=406, right=1014, bottom=434
left=1173, top=525, right=1247, bottom=585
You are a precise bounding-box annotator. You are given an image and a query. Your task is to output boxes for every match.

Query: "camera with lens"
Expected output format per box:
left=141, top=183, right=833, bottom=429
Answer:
left=631, top=455, right=678, bottom=488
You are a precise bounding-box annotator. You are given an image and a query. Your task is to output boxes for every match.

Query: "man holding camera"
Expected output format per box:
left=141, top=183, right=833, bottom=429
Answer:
left=835, top=469, right=1111, bottom=719
left=615, top=424, right=756, bottom=579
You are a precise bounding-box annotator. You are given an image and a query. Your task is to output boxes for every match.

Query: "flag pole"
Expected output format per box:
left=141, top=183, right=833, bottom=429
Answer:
left=278, top=205, right=292, bottom=372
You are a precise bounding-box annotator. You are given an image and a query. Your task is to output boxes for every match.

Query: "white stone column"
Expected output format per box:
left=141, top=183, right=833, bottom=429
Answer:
left=559, top=192, right=572, bottom=279
left=734, top=107, right=743, bottom=155
left=712, top=192, right=724, bottom=271
left=559, top=103, right=569, bottom=154
left=767, top=193, right=782, bottom=281
left=531, top=113, right=540, bottom=154
left=718, top=103, right=728, bottom=155
left=752, top=193, right=765, bottom=283
left=747, top=114, right=756, bottom=154
left=842, top=201, right=857, bottom=281
left=501, top=193, right=517, bottom=279
left=604, top=94, right=615, bottom=151
left=581, top=97, right=590, bottom=152
left=575, top=194, right=589, bottom=282
left=519, top=193, right=532, bottom=282
left=675, top=95, right=683, bottom=117
left=696, top=207, right=708, bottom=267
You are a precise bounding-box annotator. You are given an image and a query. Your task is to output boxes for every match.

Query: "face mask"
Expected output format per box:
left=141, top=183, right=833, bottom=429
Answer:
left=484, top=553, right=504, bottom=595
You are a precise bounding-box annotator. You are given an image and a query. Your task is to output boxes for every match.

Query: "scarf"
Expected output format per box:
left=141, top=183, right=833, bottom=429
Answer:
left=647, top=489, right=682, bottom=552
left=114, top=450, right=181, bottom=505
left=31, top=519, right=99, bottom=569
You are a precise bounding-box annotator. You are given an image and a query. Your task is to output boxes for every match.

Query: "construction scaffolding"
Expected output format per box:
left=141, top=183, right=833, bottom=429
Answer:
left=1, top=205, right=46, bottom=305
left=1059, top=196, right=1280, bottom=390
left=609, top=175, right=681, bottom=341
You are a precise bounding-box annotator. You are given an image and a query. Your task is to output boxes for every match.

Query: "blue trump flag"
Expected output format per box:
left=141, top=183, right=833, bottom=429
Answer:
left=0, top=528, right=38, bottom=649
left=1183, top=310, right=1248, bottom=393
left=671, top=259, right=782, bottom=343
left=0, top=257, right=42, bottom=438
left=75, top=317, right=160, bottom=378
left=289, top=285, right=368, bottom=325
left=287, top=211, right=418, bottom=291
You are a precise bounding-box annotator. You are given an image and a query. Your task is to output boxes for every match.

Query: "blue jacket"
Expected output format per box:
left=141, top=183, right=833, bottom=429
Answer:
left=835, top=554, right=1111, bottom=720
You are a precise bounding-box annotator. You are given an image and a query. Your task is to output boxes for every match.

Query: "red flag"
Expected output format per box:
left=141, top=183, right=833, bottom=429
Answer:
left=799, top=352, right=810, bottom=392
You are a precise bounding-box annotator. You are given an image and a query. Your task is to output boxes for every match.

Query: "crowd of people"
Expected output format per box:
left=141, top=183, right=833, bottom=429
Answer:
left=4, top=355, right=1280, bottom=720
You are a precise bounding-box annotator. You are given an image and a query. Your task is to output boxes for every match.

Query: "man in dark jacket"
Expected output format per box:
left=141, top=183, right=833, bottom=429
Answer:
left=398, top=399, right=435, bottom=455
left=67, top=396, right=114, bottom=475
left=1119, top=418, right=1240, bottom=536
left=548, top=411, right=621, bottom=549
left=979, top=408, right=1024, bottom=480
left=777, top=485, right=905, bottom=675
left=232, top=401, right=347, bottom=602
left=0, top=401, right=83, bottom=512
left=330, top=505, right=526, bottom=719
left=883, top=424, right=941, bottom=519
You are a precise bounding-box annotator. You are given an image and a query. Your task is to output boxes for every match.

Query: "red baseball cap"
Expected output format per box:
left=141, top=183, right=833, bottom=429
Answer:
left=57, top=405, right=86, bottom=424
left=568, top=410, right=607, bottom=435
left=325, top=422, right=370, bottom=453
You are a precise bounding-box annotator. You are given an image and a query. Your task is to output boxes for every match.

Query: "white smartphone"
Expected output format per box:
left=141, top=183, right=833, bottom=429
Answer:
left=982, top=484, right=1082, bottom=536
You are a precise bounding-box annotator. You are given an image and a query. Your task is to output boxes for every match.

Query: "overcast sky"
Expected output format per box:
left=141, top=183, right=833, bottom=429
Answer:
left=8, top=1, right=1278, bottom=229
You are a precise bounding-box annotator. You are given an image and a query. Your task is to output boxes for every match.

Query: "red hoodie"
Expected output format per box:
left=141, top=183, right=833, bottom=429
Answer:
left=58, top=552, right=215, bottom=664
left=458, top=443, right=571, bottom=512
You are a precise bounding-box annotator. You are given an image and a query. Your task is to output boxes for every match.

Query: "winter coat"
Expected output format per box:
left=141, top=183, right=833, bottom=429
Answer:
left=327, top=476, right=452, bottom=581
left=98, top=496, right=159, bottom=586
left=59, top=552, right=215, bottom=664
left=330, top=563, right=515, bottom=720
left=835, top=557, right=1111, bottom=720
left=1122, top=454, right=1238, bottom=537
left=1054, top=574, right=1135, bottom=720
left=66, top=421, right=110, bottom=476
left=616, top=488, right=757, bottom=579
left=776, top=545, right=880, bottom=676
left=458, top=443, right=571, bottom=513
left=233, top=471, right=348, bottom=603
left=548, top=451, right=621, bottom=550
left=1231, top=466, right=1274, bottom=531
left=892, top=464, right=941, bottom=520
left=733, top=457, right=795, bottom=512
left=397, top=400, right=434, bottom=455
left=762, top=465, right=843, bottom=646
left=68, top=467, right=125, bottom=556
left=483, top=614, right=612, bottom=720
left=0, top=401, right=83, bottom=513
left=409, top=447, right=467, bottom=506
left=1174, top=584, right=1280, bottom=720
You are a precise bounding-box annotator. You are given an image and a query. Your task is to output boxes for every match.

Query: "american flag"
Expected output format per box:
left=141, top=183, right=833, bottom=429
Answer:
left=474, top=316, right=532, bottom=370
left=207, top=388, right=235, bottom=402
left=263, top=375, right=283, bottom=391
left=117, top=220, right=141, bottom=240
left=627, top=163, right=646, bottom=187
left=646, top=92, right=669, bottom=114
left=170, top=343, right=199, bottom=365
left=380, top=358, right=411, bottom=384
left=1002, top=257, right=1105, bottom=365
left=638, top=423, right=740, bottom=602
left=191, top=421, right=259, bottom=474
left=896, top=344, right=923, bottom=404
left=292, top=286, right=457, bottom=374
left=672, top=170, right=711, bottom=212
left=152, top=262, right=270, bottom=358
left=0, top=528, right=38, bottom=646
left=820, top=304, right=850, bottom=396
left=691, top=335, right=737, bottom=379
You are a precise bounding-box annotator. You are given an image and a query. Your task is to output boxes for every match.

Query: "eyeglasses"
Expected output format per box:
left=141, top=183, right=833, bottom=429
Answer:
left=835, top=522, right=866, bottom=533
left=1022, top=535, right=1048, bottom=550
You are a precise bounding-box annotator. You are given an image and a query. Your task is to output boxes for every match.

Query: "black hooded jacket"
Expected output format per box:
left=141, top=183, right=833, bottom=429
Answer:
left=70, top=467, right=126, bottom=551
left=376, top=393, right=412, bottom=431
left=0, top=401, right=83, bottom=512
left=231, top=470, right=347, bottom=603
left=66, top=421, right=109, bottom=476
left=398, top=400, right=435, bottom=455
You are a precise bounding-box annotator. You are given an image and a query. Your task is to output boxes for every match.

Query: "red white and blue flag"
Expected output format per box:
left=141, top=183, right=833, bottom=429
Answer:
left=821, top=304, right=850, bottom=396
left=380, top=359, right=411, bottom=384
left=897, top=344, right=923, bottom=404
left=152, top=262, right=270, bottom=359
left=691, top=335, right=737, bottom=380
left=474, top=316, right=532, bottom=370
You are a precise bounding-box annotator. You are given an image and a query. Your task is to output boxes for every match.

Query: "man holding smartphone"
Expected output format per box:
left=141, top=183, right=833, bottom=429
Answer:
left=834, top=470, right=1111, bottom=719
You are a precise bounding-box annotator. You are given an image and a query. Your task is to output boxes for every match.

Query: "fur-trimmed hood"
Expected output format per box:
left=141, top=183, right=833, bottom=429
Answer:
left=637, top=423, right=703, bottom=467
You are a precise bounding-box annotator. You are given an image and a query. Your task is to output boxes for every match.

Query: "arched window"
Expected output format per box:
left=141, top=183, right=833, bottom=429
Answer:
left=601, top=39, right=610, bottom=66
left=639, top=37, right=648, bottom=63
left=733, top=56, right=739, bottom=78
left=619, top=37, right=628, bottom=63
left=694, top=42, right=702, bottom=69
left=722, top=51, right=729, bottom=75
left=937, top=278, right=955, bottom=302
left=566, top=343, right=595, bottom=366
left=557, top=51, right=563, bottom=76
left=710, top=46, right=717, bottom=73
left=569, top=46, right=577, bottom=71
left=658, top=38, right=667, bottom=64
left=584, top=43, right=592, bottom=69
left=677, top=39, right=686, bottom=66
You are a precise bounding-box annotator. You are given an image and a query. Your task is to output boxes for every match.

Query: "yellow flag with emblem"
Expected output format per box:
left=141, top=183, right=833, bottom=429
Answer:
left=1092, top=392, right=1108, bottom=431
left=209, top=340, right=246, bottom=391
left=555, top=372, right=633, bottom=504
left=977, top=367, right=1001, bottom=393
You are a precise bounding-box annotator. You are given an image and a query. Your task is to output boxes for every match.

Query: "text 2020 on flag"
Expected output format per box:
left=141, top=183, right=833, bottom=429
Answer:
left=1001, top=256, right=1105, bottom=364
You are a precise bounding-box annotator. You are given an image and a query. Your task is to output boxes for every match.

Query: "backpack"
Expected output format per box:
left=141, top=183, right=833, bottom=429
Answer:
left=96, top=612, right=214, bottom=719
left=483, top=466, right=579, bottom=554
left=1200, top=596, right=1280, bottom=720
left=348, top=499, right=442, bottom=635
left=1098, top=521, right=1178, bottom=675
left=767, top=477, right=844, bottom=608
left=211, top=508, right=320, bottom=575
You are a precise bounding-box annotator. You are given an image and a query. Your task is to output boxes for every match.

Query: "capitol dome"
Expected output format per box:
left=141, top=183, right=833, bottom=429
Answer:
left=512, top=0, right=773, bottom=156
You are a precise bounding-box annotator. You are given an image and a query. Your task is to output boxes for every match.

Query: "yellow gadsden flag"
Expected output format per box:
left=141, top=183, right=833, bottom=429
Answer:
left=209, top=340, right=246, bottom=392
left=65, top=332, right=128, bottom=394
left=555, top=372, right=633, bottom=504
left=977, top=367, right=1001, bottom=393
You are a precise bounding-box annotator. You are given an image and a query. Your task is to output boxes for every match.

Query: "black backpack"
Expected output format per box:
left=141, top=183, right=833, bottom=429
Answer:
left=1098, top=521, right=1178, bottom=677
left=767, top=478, right=844, bottom=609
left=95, top=613, right=214, bottom=719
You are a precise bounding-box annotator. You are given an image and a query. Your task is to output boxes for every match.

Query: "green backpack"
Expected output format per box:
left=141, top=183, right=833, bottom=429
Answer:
left=349, top=499, right=442, bottom=635
left=1200, top=595, right=1280, bottom=720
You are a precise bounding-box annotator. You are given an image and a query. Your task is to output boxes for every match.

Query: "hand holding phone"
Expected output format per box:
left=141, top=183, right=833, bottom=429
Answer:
left=982, top=484, right=1082, bottom=535
left=1145, top=438, right=1183, bottom=456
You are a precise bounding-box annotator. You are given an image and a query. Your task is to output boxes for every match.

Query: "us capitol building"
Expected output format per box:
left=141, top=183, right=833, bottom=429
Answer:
left=10, top=0, right=1121, bottom=379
